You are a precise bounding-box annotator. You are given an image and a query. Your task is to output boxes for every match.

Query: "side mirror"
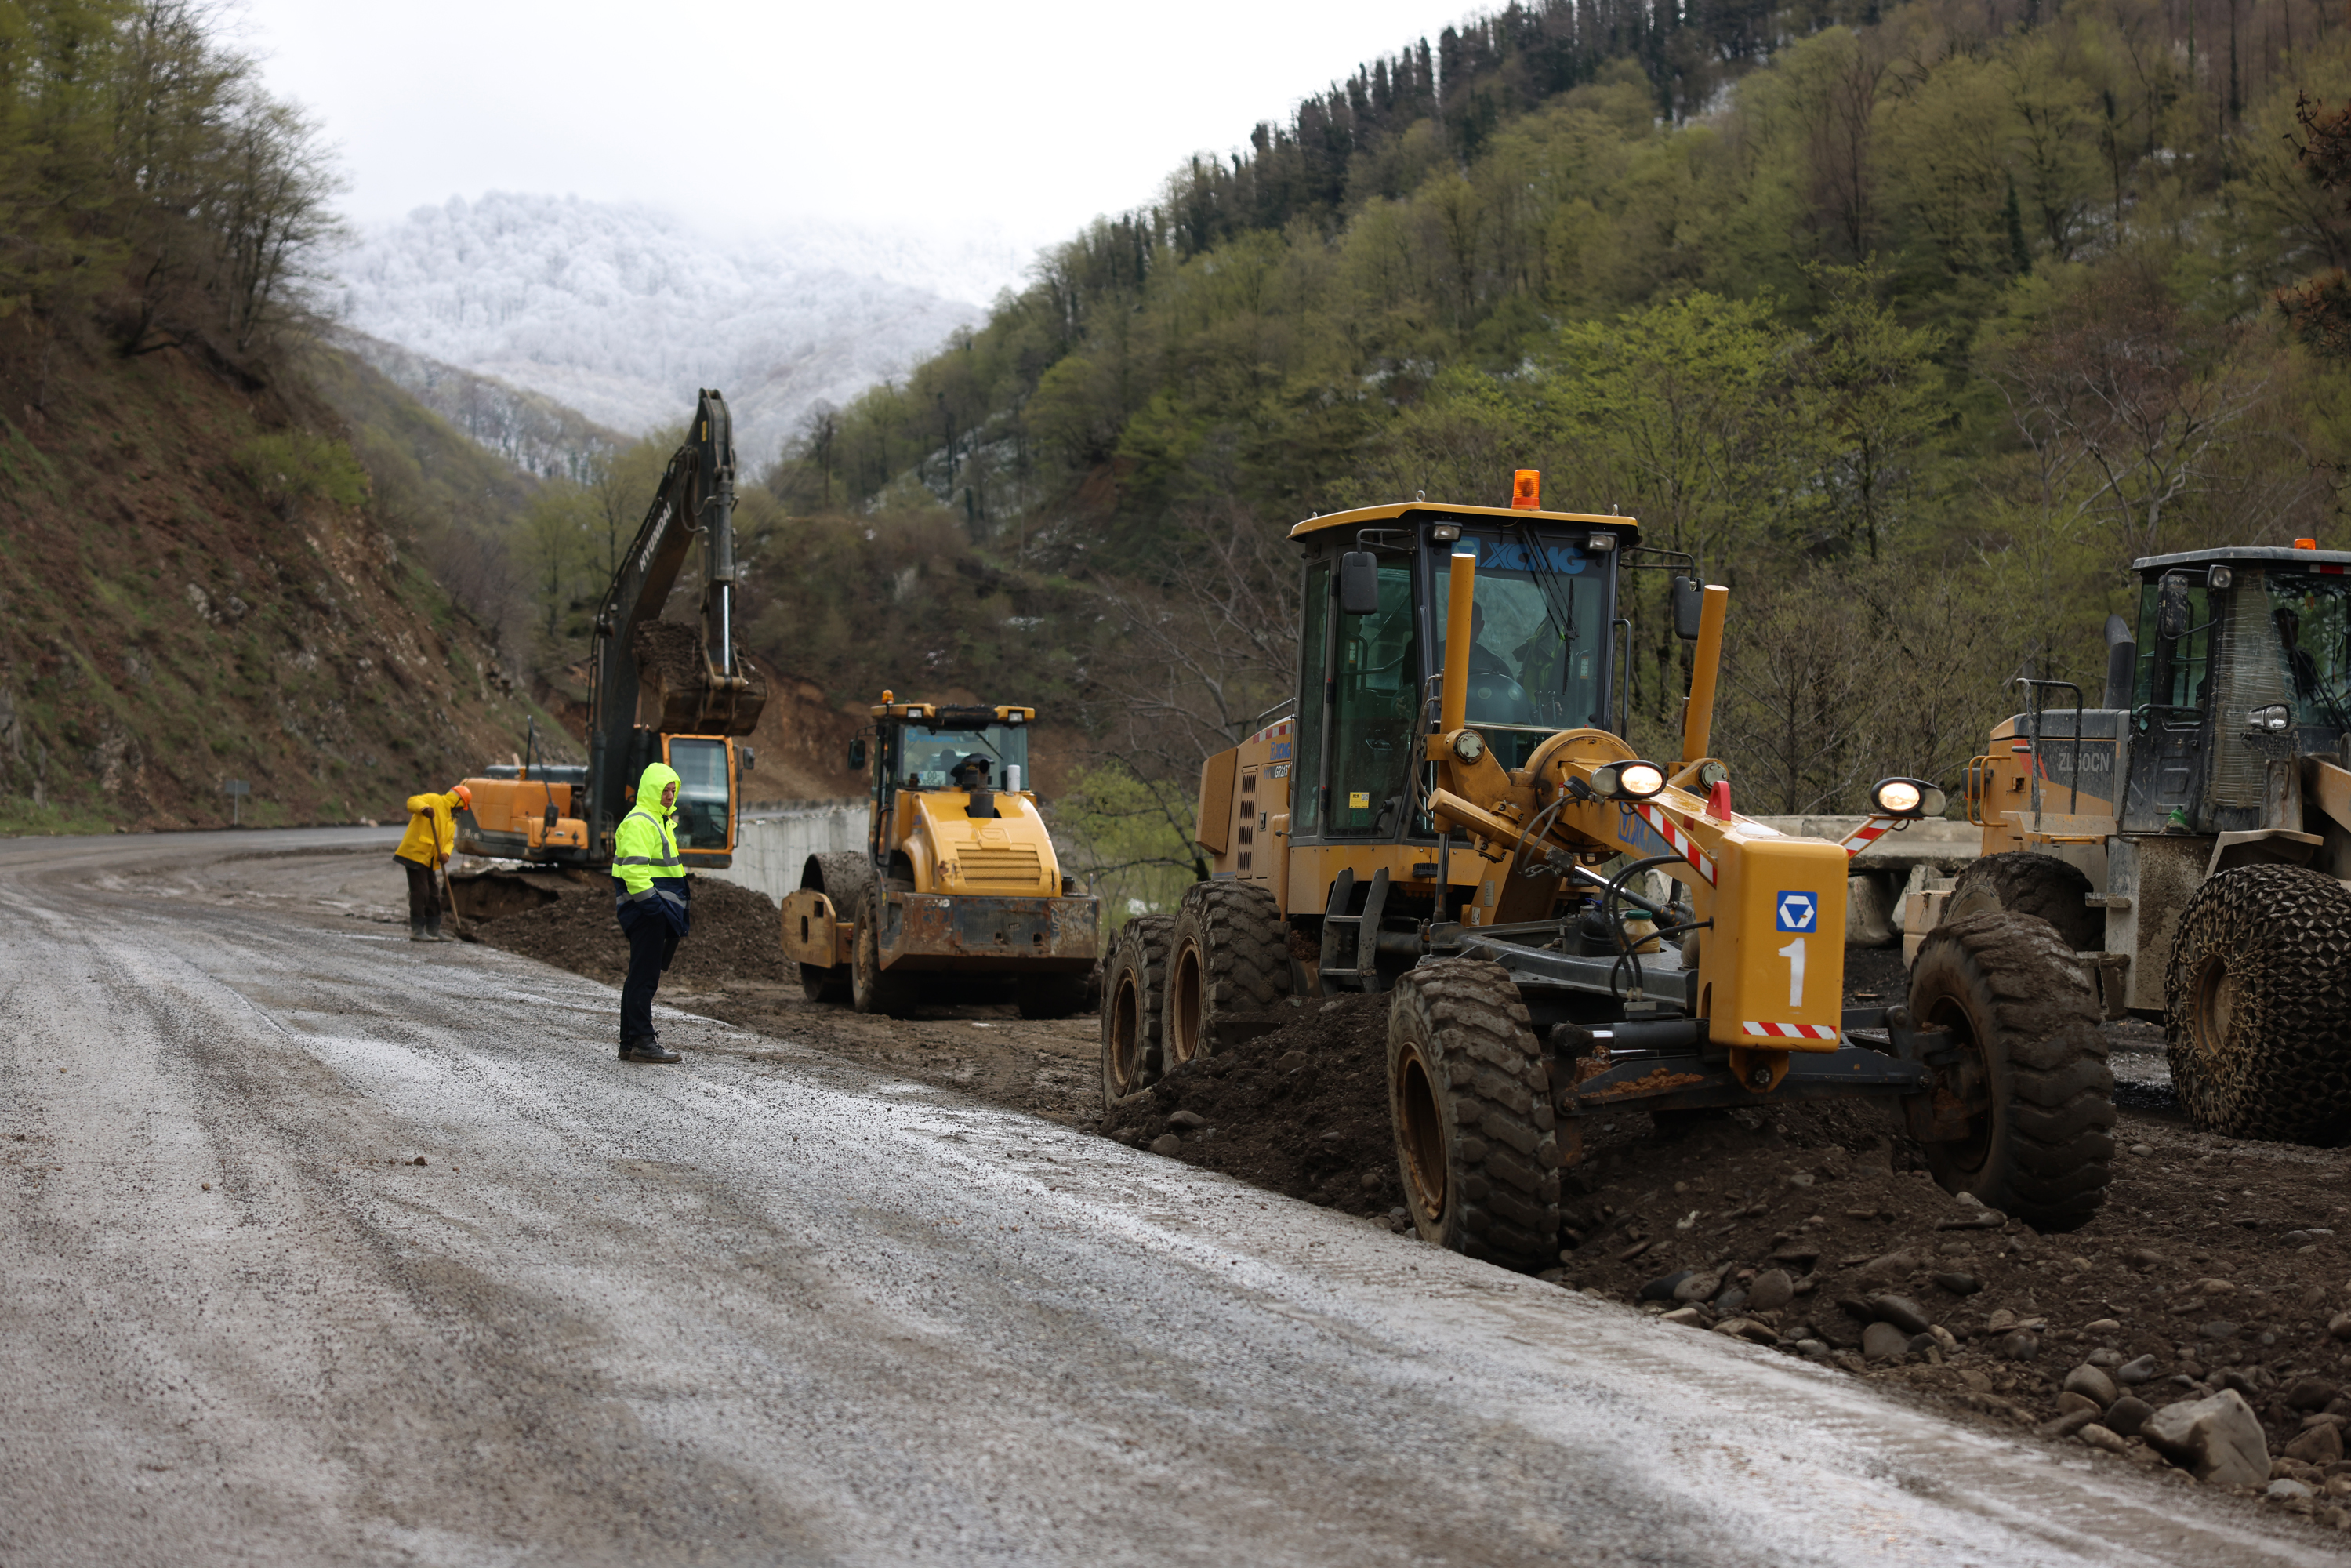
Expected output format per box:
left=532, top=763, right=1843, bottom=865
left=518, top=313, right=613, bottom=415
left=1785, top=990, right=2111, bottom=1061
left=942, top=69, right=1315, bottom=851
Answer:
left=2156, top=574, right=2192, bottom=641
left=847, top=738, right=867, bottom=770
left=1338, top=550, right=1380, bottom=615
left=1671, top=576, right=1703, bottom=641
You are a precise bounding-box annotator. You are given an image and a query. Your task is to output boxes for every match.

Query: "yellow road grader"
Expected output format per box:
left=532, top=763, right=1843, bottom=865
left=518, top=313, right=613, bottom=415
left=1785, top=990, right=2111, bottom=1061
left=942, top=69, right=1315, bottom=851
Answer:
left=1102, top=477, right=2116, bottom=1268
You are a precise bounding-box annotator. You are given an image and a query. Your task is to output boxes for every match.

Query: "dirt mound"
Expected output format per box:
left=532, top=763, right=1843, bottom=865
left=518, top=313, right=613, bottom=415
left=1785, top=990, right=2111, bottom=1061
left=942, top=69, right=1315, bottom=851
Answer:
left=1102, top=993, right=1404, bottom=1218
left=471, top=875, right=789, bottom=990
left=1101, top=962, right=2351, bottom=1515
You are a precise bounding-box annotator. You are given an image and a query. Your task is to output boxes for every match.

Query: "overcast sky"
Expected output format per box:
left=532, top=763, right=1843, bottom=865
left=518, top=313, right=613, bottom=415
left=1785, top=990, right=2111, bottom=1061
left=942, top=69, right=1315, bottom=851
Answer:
left=235, top=0, right=1468, bottom=257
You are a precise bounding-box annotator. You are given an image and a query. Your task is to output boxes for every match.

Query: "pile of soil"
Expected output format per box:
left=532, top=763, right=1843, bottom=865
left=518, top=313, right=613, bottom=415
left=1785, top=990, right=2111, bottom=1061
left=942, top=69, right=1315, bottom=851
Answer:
left=471, top=875, right=791, bottom=989
left=1101, top=962, right=2351, bottom=1529
left=1101, top=993, right=1402, bottom=1218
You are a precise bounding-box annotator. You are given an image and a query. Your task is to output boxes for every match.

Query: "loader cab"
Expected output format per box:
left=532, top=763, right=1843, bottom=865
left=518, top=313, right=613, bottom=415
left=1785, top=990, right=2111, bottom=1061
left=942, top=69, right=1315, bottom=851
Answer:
left=2121, top=545, right=2351, bottom=834
left=1287, top=502, right=1631, bottom=846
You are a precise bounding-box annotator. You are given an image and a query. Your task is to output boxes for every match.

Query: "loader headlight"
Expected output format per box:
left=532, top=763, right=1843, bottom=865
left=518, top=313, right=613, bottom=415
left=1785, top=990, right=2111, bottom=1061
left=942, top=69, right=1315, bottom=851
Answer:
left=2247, top=704, right=2290, bottom=733
left=1591, top=760, right=1666, bottom=800
left=1870, top=777, right=1946, bottom=818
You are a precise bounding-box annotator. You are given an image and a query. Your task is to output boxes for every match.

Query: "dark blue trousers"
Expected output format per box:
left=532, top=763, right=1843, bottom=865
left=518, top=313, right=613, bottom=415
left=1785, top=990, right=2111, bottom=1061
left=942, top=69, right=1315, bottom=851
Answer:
left=617, top=900, right=679, bottom=1045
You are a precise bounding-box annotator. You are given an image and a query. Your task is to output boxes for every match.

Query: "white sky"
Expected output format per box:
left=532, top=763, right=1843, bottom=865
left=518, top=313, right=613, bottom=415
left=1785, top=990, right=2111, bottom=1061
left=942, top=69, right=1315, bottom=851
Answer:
left=234, top=0, right=1469, bottom=256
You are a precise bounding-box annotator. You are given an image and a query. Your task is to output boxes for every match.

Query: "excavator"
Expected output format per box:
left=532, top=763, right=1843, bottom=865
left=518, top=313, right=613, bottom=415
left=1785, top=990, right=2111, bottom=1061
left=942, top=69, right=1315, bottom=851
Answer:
left=1102, top=471, right=2115, bottom=1271
left=445, top=389, right=765, bottom=917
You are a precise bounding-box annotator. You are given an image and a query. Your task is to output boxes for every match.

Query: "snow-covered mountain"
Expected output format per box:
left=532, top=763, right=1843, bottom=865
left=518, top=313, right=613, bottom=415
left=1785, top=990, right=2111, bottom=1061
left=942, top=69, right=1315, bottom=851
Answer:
left=325, top=194, right=1029, bottom=469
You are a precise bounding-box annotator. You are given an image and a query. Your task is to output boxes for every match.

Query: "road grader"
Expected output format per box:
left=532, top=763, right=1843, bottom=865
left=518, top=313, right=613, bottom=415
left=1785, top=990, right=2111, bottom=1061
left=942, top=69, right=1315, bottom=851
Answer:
left=1101, top=475, right=2115, bottom=1268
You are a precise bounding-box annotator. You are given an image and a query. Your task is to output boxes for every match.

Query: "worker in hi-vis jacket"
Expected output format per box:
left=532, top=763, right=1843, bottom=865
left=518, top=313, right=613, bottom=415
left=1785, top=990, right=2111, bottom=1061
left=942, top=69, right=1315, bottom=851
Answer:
left=612, top=761, right=690, bottom=1063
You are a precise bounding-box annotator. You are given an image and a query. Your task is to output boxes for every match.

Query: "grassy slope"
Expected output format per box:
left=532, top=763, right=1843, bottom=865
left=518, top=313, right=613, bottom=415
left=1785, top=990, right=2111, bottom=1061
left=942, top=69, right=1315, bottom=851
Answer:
left=0, top=325, right=559, bottom=832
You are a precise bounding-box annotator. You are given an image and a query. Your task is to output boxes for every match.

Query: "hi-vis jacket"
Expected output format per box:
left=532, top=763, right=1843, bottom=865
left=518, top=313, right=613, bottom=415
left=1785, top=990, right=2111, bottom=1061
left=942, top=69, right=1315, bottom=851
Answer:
left=396, top=791, right=464, bottom=867
left=612, top=762, right=687, bottom=927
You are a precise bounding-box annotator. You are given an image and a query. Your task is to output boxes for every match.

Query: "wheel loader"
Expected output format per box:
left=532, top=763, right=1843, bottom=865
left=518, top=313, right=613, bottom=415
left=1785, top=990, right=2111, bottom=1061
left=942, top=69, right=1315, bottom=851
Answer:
left=779, top=695, right=1100, bottom=1018
left=447, top=389, right=764, bottom=915
left=1928, top=541, right=2351, bottom=1145
left=1101, top=474, right=2117, bottom=1269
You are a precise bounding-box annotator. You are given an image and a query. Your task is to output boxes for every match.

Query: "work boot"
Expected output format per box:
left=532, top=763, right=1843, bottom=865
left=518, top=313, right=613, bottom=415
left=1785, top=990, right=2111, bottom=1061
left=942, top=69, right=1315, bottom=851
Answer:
left=620, top=1036, right=680, bottom=1064
left=425, top=916, right=444, bottom=942
left=408, top=920, right=428, bottom=942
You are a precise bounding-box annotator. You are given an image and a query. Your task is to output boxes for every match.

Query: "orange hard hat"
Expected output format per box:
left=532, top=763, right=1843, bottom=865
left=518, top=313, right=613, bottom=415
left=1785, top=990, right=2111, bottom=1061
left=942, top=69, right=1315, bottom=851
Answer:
left=452, top=784, right=473, bottom=807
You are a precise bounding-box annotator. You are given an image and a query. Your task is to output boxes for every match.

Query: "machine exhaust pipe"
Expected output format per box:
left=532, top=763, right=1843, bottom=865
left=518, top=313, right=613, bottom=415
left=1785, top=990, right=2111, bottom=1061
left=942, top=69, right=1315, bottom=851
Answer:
left=2101, top=614, right=2135, bottom=710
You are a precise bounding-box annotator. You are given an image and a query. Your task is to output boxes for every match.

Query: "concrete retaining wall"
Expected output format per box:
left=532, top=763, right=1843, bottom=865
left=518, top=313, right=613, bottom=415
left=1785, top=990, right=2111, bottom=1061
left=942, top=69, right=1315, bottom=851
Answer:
left=705, top=802, right=864, bottom=905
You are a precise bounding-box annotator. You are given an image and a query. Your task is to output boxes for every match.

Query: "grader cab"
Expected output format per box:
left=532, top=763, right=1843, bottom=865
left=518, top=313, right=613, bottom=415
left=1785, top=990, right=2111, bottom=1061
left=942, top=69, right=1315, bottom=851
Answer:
left=1101, top=477, right=2115, bottom=1269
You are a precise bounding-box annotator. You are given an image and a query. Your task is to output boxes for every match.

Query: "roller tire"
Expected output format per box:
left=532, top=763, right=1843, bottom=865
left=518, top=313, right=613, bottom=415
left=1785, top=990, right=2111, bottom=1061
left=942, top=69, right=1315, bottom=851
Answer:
left=1100, top=915, right=1174, bottom=1105
left=2165, top=864, right=2351, bottom=1144
left=1944, top=851, right=2100, bottom=953
left=1163, top=883, right=1290, bottom=1068
left=1388, top=959, right=1562, bottom=1271
left=796, top=852, right=868, bottom=1004
left=1016, top=972, right=1092, bottom=1020
left=850, top=885, right=916, bottom=1018
left=1907, top=910, right=2113, bottom=1231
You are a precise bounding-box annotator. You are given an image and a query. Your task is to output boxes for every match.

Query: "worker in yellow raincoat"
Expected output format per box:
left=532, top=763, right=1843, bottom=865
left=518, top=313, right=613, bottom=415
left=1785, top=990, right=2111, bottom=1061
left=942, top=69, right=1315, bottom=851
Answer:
left=612, top=761, right=689, bottom=1062
left=395, top=784, right=472, bottom=942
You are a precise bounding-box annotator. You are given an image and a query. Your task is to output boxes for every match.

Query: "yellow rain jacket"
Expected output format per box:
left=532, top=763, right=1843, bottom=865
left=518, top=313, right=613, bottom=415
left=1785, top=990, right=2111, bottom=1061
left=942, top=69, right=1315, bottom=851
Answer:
left=396, top=790, right=466, bottom=868
left=612, top=762, right=688, bottom=931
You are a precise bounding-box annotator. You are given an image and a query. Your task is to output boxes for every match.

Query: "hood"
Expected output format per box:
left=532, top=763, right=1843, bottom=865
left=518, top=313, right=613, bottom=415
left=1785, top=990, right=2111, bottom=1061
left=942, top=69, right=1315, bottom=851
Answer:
left=635, top=762, right=682, bottom=818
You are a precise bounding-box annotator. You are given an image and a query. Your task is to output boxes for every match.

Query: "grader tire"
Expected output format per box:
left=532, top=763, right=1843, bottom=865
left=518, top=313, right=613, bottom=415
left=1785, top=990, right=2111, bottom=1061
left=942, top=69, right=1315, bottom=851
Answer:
left=1163, top=883, right=1290, bottom=1068
left=1944, top=851, right=2100, bottom=953
left=1100, top=915, right=1174, bottom=1105
left=850, top=885, right=916, bottom=1018
left=1388, top=959, right=1562, bottom=1271
left=1907, top=911, right=2113, bottom=1231
left=2165, top=865, right=2351, bottom=1144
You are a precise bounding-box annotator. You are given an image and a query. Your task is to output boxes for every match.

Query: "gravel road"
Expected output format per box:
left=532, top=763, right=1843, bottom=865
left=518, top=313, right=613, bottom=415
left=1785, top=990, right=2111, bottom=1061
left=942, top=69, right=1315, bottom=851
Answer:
left=0, top=830, right=2335, bottom=1566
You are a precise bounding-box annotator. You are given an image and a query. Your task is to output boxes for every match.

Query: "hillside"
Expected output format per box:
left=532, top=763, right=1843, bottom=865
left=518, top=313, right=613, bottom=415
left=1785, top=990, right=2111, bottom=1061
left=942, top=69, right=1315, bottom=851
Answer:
left=325, top=194, right=1024, bottom=465
left=0, top=321, right=560, bottom=831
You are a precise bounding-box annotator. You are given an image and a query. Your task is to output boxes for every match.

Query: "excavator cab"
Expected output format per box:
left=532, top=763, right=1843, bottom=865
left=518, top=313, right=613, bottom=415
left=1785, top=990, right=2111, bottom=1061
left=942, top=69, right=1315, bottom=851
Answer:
left=660, top=734, right=739, bottom=857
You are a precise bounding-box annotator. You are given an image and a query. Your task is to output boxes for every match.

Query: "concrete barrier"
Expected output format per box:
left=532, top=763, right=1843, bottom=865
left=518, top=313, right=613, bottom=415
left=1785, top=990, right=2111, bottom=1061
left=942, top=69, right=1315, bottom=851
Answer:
left=705, top=801, right=864, bottom=905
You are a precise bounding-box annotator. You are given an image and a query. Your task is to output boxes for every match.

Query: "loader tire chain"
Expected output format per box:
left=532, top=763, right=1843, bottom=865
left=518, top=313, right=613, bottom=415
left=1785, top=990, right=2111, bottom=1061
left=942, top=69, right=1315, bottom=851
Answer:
left=1919, top=911, right=2113, bottom=1230
left=1396, top=960, right=1562, bottom=1270
left=2165, top=865, right=2351, bottom=1144
left=1101, top=914, right=1174, bottom=1097
left=1946, top=851, right=2100, bottom=953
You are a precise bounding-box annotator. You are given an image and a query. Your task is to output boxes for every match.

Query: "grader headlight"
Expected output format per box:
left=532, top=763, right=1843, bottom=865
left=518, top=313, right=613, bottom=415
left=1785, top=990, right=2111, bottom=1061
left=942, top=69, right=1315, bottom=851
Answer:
left=1870, top=777, right=1946, bottom=818
left=1591, top=760, right=1667, bottom=800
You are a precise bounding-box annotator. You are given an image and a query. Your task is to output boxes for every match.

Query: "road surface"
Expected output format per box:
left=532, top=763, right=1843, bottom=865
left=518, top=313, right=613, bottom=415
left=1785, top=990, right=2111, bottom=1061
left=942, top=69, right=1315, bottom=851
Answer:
left=0, top=829, right=2332, bottom=1566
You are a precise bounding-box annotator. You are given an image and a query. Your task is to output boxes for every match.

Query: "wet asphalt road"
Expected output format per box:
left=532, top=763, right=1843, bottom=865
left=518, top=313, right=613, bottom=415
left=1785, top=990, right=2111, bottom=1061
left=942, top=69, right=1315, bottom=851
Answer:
left=0, top=829, right=2335, bottom=1566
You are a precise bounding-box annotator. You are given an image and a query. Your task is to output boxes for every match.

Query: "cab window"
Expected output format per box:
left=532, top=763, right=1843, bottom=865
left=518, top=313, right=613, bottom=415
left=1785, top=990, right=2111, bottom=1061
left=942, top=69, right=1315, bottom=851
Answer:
left=2264, top=574, right=2351, bottom=732
left=897, top=723, right=1029, bottom=789
left=1430, top=529, right=1609, bottom=768
left=1327, top=557, right=1418, bottom=835
left=665, top=738, right=731, bottom=850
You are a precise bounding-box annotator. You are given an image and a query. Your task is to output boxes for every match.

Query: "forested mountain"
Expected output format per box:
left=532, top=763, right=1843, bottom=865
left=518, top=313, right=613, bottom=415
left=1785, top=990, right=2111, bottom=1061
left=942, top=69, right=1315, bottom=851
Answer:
left=0, top=0, right=559, bottom=829
left=763, top=0, right=2351, bottom=890
left=326, top=194, right=1024, bottom=466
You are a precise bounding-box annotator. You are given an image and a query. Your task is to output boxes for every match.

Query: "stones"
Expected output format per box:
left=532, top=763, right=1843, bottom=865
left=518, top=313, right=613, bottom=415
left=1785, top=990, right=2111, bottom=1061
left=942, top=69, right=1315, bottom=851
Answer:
left=2115, top=1354, right=2158, bottom=1385
left=2284, top=1231, right=2315, bottom=1247
left=2084, top=1317, right=2122, bottom=1334
left=1277, top=1051, right=1309, bottom=1070
left=2057, top=1391, right=2102, bottom=1418
left=2285, top=1423, right=2346, bottom=1466
left=2128, top=1142, right=2154, bottom=1157
left=2268, top=1479, right=2317, bottom=1502
left=1638, top=1269, right=1693, bottom=1302
left=1786, top=1172, right=1816, bottom=1188
left=1714, top=1318, right=1781, bottom=1345
left=1167, top=1109, right=1207, bottom=1130
left=1927, top=1270, right=1981, bottom=1298
left=1747, top=1269, right=1795, bottom=1312
left=2127, top=1247, right=2167, bottom=1272
left=1674, top=1269, right=1725, bottom=1304
left=1659, top=1306, right=1705, bottom=1326
left=2000, top=1330, right=2042, bottom=1361
left=2104, top=1396, right=2153, bottom=1438
left=2142, top=1389, right=2271, bottom=1488
left=1359, top=1171, right=1383, bottom=1192
left=2037, top=1407, right=2099, bottom=1439
left=2196, top=1320, right=2240, bottom=1341
left=1714, top=1287, right=1750, bottom=1315
left=1870, top=1295, right=1932, bottom=1335
left=2287, top=1377, right=2340, bottom=1411
left=1149, top=1134, right=1183, bottom=1156
left=1985, top=1308, right=2019, bottom=1332
left=2330, top=1312, right=2351, bottom=1341
left=1859, top=1250, right=1918, bottom=1280
left=2063, top=1364, right=2121, bottom=1407
left=1861, top=1321, right=1911, bottom=1362
left=2086, top=1348, right=2122, bottom=1370
left=2080, top=1423, right=2131, bottom=1455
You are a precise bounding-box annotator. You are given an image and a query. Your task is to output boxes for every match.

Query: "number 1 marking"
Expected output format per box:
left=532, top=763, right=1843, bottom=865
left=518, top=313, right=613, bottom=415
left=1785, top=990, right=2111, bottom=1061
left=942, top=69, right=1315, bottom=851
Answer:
left=1778, top=935, right=1806, bottom=1009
